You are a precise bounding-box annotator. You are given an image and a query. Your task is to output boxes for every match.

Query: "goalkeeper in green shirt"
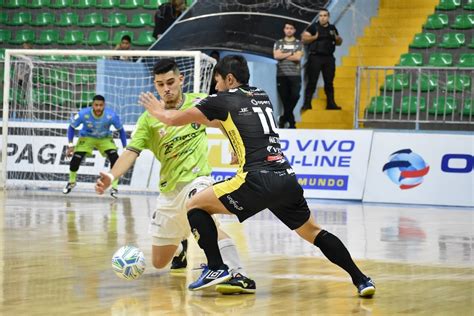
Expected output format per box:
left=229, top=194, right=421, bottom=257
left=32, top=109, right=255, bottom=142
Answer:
left=95, top=59, right=255, bottom=294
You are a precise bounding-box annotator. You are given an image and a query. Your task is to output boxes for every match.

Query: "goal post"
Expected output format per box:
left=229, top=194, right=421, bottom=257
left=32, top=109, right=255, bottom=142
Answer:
left=0, top=49, right=216, bottom=190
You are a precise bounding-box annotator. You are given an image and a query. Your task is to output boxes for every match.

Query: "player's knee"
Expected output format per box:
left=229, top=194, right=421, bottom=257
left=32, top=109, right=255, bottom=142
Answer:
left=106, top=150, right=119, bottom=167
left=70, top=153, right=84, bottom=172
left=151, top=256, right=169, bottom=269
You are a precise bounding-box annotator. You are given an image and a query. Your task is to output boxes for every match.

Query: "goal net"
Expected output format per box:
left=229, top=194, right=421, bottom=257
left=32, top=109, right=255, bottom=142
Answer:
left=1, top=49, right=216, bottom=191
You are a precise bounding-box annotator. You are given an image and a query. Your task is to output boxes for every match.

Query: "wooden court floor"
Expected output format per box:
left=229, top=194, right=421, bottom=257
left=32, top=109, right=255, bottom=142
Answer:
left=0, top=190, right=472, bottom=315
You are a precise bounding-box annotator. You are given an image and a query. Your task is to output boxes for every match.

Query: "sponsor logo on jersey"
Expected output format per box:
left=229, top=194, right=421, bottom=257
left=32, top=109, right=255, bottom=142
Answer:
left=226, top=195, right=244, bottom=211
left=191, top=122, right=201, bottom=130
left=251, top=99, right=271, bottom=106
left=84, top=114, right=90, bottom=119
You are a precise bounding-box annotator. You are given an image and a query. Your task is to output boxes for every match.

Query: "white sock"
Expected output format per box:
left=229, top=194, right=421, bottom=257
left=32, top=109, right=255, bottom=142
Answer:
left=218, top=238, right=246, bottom=276
left=173, top=242, right=183, bottom=257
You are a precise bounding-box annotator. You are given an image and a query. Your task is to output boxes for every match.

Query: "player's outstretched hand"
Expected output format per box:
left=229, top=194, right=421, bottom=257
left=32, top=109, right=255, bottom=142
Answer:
left=139, top=92, right=164, bottom=118
left=96, top=171, right=113, bottom=195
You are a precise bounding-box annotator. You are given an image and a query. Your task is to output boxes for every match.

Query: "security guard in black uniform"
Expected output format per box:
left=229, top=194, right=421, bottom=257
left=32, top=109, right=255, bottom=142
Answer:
left=301, top=8, right=343, bottom=112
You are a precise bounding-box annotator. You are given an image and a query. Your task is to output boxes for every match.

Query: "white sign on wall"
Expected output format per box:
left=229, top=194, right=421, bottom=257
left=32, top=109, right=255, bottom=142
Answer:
left=364, top=132, right=474, bottom=207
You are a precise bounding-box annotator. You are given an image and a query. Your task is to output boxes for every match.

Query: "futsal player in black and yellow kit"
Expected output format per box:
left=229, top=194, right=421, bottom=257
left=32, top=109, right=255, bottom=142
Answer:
left=139, top=55, right=376, bottom=297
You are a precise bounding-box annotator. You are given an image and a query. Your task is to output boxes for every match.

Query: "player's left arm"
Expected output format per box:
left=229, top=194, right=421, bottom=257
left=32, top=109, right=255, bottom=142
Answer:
left=139, top=92, right=215, bottom=127
left=112, top=113, right=127, bottom=147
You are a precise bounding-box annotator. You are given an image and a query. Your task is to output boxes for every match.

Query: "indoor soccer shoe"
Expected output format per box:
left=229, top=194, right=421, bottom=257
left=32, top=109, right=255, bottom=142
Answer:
left=188, top=264, right=231, bottom=291
left=357, top=277, right=376, bottom=297
left=215, top=273, right=256, bottom=294
left=62, top=182, right=76, bottom=194
left=110, top=188, right=118, bottom=199
left=170, top=240, right=187, bottom=272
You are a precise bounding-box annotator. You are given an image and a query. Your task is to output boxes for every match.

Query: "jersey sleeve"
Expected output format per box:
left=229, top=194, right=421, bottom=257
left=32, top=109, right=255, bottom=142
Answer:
left=126, top=113, right=149, bottom=154
left=195, top=95, right=228, bottom=121
left=70, top=111, right=83, bottom=128
left=112, top=111, right=124, bottom=130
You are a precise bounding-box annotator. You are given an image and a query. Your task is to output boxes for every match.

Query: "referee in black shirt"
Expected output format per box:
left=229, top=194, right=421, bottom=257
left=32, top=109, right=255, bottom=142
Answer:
left=301, top=8, right=343, bottom=112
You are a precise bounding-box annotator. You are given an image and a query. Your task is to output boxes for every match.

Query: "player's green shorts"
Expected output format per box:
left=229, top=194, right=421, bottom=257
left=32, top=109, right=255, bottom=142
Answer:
left=75, top=136, right=117, bottom=157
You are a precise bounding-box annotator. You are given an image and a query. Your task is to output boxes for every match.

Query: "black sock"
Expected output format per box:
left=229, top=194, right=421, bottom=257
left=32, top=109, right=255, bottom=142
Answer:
left=187, top=208, right=224, bottom=270
left=314, top=230, right=367, bottom=285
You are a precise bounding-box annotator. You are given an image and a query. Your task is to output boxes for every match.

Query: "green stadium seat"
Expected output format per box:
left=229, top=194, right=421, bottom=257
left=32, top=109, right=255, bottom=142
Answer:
left=95, top=0, right=118, bottom=8
left=429, top=97, right=457, bottom=115
left=73, top=69, right=96, bottom=84
left=446, top=74, right=471, bottom=92
left=77, top=90, right=96, bottom=107
left=35, top=88, right=73, bottom=105
left=0, top=12, right=8, bottom=24
left=49, top=0, right=72, bottom=8
left=436, top=0, right=461, bottom=10
left=3, top=0, right=26, bottom=8
left=412, top=74, right=438, bottom=92
left=438, top=32, right=465, bottom=48
left=39, top=68, right=68, bottom=84
left=0, top=48, right=5, bottom=60
left=469, top=37, right=474, bottom=49
left=135, top=31, right=155, bottom=46
left=143, top=0, right=163, bottom=9
left=457, top=53, right=474, bottom=67
left=381, top=73, right=409, bottom=91
left=78, top=12, right=103, bottom=27
left=398, top=53, right=423, bottom=67
left=58, top=30, right=84, bottom=45
left=0, top=30, right=12, bottom=44
left=40, top=55, right=65, bottom=61
left=108, top=30, right=134, bottom=45
left=35, top=29, right=59, bottom=45
left=450, top=14, right=474, bottom=29
left=72, top=0, right=96, bottom=8
left=428, top=52, right=453, bottom=67
left=85, top=30, right=109, bottom=45
left=119, top=0, right=143, bottom=9
left=9, top=29, right=35, bottom=44
left=461, top=99, right=473, bottom=116
left=126, top=13, right=153, bottom=27
left=30, top=12, right=56, bottom=26
left=55, top=12, right=79, bottom=27
left=6, top=12, right=32, bottom=26
left=465, top=0, right=474, bottom=10
left=367, top=96, right=393, bottom=114
left=409, top=32, right=436, bottom=48
left=25, top=0, right=51, bottom=8
left=397, top=96, right=426, bottom=114
left=423, top=13, right=449, bottom=29
left=102, top=12, right=127, bottom=27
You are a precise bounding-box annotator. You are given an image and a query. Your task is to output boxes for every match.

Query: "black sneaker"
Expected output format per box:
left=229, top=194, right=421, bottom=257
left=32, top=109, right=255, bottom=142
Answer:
left=215, top=273, right=256, bottom=295
left=356, top=277, right=376, bottom=297
left=326, top=104, right=342, bottom=110
left=278, top=116, right=286, bottom=128
left=62, top=182, right=76, bottom=194
left=110, top=188, right=118, bottom=199
left=170, top=239, right=187, bottom=272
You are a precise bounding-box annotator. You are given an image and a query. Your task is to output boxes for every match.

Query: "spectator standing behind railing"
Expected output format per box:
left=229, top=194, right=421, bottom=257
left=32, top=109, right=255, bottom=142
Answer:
left=301, top=8, right=343, bottom=113
left=273, top=21, right=304, bottom=129
left=153, top=0, right=186, bottom=39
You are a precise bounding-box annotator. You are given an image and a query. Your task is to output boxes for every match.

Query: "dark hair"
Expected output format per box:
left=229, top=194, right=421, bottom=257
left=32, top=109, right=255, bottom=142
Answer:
left=284, top=21, right=296, bottom=28
left=93, top=95, right=105, bottom=102
left=214, top=55, right=250, bottom=85
left=121, top=35, right=131, bottom=42
left=153, top=59, right=180, bottom=75
left=319, top=8, right=330, bottom=16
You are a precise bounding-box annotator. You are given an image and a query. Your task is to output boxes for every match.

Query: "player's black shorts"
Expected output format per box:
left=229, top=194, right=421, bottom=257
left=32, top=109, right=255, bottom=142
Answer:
left=213, top=169, right=311, bottom=230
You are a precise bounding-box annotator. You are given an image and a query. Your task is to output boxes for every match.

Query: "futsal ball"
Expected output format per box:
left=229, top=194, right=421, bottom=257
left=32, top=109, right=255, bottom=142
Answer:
left=111, top=245, right=146, bottom=280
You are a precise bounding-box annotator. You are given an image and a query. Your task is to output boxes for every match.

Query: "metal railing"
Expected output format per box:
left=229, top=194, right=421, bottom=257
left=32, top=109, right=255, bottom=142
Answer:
left=354, top=66, right=474, bottom=130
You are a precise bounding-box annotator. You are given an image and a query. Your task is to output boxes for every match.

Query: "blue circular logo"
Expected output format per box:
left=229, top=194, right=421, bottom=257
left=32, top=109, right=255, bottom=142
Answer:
left=382, top=149, right=430, bottom=190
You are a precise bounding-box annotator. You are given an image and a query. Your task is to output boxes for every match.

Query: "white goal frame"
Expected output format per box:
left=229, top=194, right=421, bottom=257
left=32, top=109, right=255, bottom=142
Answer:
left=1, top=49, right=213, bottom=189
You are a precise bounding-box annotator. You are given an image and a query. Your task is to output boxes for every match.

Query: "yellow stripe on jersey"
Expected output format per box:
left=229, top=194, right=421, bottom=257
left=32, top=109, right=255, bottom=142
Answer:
left=221, top=112, right=246, bottom=173
left=213, top=172, right=248, bottom=198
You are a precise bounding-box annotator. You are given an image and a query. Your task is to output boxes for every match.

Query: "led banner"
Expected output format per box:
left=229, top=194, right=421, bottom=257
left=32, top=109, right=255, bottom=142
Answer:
left=207, top=128, right=373, bottom=200
left=364, top=132, right=474, bottom=207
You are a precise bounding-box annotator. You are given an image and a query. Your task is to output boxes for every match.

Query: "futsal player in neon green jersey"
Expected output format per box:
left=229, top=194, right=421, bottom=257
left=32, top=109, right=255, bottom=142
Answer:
left=95, top=59, right=255, bottom=294
left=64, top=95, right=127, bottom=198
